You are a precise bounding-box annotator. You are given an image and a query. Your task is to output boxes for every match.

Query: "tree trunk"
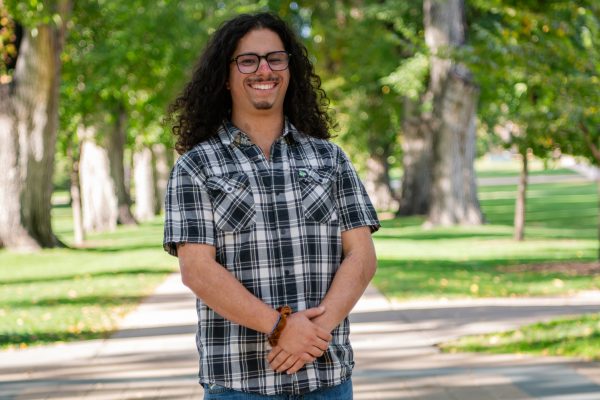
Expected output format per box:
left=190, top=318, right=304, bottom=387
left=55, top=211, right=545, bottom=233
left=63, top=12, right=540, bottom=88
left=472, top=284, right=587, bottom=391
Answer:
left=597, top=179, right=600, bottom=261
left=105, top=104, right=137, bottom=225
left=514, top=149, right=528, bottom=241
left=0, top=3, right=71, bottom=250
left=152, top=143, right=170, bottom=214
left=133, top=146, right=156, bottom=221
left=424, top=0, right=484, bottom=226
left=364, top=151, right=399, bottom=212
left=79, top=127, right=118, bottom=233
left=68, top=140, right=85, bottom=245
left=397, top=97, right=433, bottom=216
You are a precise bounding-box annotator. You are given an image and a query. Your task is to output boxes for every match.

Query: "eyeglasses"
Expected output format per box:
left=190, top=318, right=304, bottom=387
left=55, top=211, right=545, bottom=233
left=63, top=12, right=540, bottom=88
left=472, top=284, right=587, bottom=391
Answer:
left=230, top=51, right=291, bottom=74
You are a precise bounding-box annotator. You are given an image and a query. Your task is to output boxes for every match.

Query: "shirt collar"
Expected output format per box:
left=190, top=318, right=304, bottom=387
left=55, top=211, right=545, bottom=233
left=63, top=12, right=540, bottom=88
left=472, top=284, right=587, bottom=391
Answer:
left=218, top=117, right=308, bottom=147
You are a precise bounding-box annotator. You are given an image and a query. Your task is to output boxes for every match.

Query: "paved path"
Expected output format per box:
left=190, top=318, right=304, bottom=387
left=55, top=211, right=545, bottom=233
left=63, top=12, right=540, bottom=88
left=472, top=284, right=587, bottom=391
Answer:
left=2, top=274, right=600, bottom=399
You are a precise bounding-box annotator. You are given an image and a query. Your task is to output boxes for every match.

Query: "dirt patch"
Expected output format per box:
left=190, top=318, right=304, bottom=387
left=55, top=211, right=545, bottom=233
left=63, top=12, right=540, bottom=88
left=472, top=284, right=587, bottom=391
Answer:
left=500, top=261, right=600, bottom=276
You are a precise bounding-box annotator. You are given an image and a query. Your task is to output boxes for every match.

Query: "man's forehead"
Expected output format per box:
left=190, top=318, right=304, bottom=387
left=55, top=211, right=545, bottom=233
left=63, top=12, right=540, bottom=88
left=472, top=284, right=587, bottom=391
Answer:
left=235, top=28, right=285, bottom=53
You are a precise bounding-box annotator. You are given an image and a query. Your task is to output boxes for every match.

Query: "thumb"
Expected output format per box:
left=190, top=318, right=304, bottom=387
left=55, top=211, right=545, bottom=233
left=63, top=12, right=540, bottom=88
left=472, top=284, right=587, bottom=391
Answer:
left=302, top=306, right=326, bottom=319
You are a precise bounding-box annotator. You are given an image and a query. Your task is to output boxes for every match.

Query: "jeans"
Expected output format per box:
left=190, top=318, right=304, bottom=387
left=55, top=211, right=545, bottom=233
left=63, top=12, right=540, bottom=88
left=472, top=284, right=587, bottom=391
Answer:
left=202, top=379, right=353, bottom=400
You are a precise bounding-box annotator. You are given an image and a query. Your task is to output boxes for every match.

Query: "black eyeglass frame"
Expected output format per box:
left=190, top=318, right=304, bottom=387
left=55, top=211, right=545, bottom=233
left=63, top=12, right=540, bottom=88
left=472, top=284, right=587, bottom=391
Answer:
left=230, top=51, right=292, bottom=74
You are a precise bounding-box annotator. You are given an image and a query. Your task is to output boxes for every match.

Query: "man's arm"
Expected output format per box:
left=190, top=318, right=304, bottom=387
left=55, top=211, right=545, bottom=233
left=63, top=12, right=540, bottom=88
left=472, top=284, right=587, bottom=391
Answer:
left=177, top=243, right=331, bottom=356
left=268, top=226, right=377, bottom=373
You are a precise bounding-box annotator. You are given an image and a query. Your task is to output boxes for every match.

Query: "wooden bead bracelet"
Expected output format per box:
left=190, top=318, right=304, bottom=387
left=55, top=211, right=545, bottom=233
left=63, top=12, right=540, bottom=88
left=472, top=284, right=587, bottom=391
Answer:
left=268, top=305, right=292, bottom=346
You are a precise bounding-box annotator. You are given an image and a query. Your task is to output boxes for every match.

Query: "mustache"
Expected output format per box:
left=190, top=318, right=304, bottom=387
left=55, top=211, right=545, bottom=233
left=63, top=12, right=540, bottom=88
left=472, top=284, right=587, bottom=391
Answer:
left=246, top=76, right=280, bottom=84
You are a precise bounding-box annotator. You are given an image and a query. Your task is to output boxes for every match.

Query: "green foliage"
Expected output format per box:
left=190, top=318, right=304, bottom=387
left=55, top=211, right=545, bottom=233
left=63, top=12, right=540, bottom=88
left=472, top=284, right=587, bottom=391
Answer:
left=465, top=1, right=600, bottom=161
left=381, top=52, right=429, bottom=100
left=0, top=5, right=18, bottom=80
left=294, top=1, right=422, bottom=171
left=3, top=0, right=68, bottom=28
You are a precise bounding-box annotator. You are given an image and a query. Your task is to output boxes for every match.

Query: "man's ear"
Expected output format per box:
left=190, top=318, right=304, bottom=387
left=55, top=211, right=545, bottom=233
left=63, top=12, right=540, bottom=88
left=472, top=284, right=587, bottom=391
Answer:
left=226, top=81, right=230, bottom=90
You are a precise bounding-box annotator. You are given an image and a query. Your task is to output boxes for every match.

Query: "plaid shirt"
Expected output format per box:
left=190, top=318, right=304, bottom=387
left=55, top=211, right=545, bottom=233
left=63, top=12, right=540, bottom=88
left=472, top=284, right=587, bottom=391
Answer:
left=163, top=120, right=379, bottom=395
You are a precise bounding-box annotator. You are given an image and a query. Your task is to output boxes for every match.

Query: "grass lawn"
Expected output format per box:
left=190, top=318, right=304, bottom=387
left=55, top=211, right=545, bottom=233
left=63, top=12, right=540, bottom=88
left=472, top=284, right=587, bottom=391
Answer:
left=374, top=162, right=600, bottom=361
left=0, top=204, right=177, bottom=350
left=440, top=314, right=600, bottom=361
left=373, top=180, right=598, bottom=300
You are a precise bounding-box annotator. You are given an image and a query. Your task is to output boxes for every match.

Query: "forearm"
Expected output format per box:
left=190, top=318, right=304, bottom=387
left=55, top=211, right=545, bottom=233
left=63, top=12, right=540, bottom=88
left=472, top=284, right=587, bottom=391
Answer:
left=313, top=229, right=377, bottom=332
left=178, top=244, right=278, bottom=334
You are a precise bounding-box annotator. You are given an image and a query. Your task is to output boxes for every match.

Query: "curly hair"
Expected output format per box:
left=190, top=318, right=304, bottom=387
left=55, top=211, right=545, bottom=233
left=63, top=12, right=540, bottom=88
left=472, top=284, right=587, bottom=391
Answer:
left=167, top=12, right=334, bottom=155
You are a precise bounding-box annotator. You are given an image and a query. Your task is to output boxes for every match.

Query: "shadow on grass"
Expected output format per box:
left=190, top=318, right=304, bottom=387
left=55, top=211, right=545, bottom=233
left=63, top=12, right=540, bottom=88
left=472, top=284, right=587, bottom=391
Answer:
left=0, top=268, right=174, bottom=286
left=6, top=294, right=146, bottom=308
left=0, top=329, right=112, bottom=347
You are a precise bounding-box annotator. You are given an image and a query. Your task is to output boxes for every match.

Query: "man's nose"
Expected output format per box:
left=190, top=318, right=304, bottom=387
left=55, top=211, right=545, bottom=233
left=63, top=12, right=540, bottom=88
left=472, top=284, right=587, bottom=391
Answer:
left=256, top=58, right=272, bottom=73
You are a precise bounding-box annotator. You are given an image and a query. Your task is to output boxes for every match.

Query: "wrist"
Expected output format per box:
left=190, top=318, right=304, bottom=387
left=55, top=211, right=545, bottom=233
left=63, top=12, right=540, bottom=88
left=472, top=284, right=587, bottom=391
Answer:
left=267, top=305, right=292, bottom=346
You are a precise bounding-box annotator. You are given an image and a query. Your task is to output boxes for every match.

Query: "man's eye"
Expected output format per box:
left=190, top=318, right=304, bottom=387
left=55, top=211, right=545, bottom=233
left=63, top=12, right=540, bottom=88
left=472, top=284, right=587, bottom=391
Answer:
left=239, top=58, right=257, bottom=66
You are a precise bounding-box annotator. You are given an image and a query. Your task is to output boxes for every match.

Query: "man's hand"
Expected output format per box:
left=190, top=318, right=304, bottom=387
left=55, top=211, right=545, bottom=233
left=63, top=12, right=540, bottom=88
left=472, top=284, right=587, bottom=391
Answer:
left=267, top=307, right=331, bottom=373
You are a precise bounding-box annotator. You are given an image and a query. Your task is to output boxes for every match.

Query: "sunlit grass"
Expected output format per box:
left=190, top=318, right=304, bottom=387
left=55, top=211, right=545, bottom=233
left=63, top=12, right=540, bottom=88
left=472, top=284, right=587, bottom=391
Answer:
left=440, top=313, right=600, bottom=361
left=0, top=213, right=177, bottom=350
left=372, top=180, right=598, bottom=300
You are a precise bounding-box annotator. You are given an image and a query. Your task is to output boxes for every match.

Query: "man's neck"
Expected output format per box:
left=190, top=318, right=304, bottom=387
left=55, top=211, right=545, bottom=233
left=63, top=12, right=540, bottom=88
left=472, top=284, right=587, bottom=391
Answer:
left=231, top=111, right=284, bottom=160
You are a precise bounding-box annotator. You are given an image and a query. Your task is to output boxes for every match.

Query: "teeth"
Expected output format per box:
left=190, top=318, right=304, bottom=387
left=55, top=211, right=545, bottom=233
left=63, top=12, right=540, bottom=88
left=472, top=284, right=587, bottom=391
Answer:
left=251, top=83, right=275, bottom=90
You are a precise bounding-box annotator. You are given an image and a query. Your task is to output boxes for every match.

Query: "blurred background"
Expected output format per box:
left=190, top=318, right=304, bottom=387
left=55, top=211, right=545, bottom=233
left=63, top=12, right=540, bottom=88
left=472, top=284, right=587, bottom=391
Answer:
left=1, top=0, right=600, bottom=362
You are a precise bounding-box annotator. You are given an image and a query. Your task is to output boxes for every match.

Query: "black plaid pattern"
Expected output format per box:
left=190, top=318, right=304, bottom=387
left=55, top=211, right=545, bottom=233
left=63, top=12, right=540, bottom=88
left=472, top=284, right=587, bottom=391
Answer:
left=163, top=120, right=379, bottom=395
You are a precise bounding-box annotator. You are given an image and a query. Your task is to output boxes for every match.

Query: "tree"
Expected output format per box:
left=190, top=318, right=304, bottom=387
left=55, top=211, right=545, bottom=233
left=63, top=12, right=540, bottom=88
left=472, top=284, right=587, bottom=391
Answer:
left=59, top=1, right=228, bottom=232
left=424, top=0, right=483, bottom=226
left=465, top=0, right=600, bottom=240
left=0, top=0, right=71, bottom=250
left=296, top=1, right=406, bottom=212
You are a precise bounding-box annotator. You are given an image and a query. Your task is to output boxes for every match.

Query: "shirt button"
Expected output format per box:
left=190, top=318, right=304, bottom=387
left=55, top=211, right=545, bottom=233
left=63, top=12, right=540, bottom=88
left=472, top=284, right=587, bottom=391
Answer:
left=285, top=269, right=290, bottom=276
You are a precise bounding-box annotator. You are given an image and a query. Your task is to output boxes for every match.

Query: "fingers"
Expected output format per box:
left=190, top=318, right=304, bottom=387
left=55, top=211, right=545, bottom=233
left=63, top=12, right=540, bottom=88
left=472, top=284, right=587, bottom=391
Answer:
left=307, top=344, right=327, bottom=358
left=274, top=354, right=299, bottom=373
left=315, top=327, right=333, bottom=343
left=286, top=353, right=315, bottom=374
left=301, top=306, right=326, bottom=319
left=267, top=346, right=284, bottom=364
left=268, top=348, right=291, bottom=371
left=268, top=350, right=317, bottom=374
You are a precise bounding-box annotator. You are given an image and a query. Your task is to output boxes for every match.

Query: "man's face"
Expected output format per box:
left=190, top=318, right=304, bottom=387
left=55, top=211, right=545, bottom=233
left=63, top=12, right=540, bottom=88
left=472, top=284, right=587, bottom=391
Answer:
left=228, top=28, right=290, bottom=117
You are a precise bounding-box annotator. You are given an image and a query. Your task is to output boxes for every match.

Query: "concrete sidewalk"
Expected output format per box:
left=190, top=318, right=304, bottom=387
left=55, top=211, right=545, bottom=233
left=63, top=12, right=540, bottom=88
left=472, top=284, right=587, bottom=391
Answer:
left=2, top=274, right=600, bottom=399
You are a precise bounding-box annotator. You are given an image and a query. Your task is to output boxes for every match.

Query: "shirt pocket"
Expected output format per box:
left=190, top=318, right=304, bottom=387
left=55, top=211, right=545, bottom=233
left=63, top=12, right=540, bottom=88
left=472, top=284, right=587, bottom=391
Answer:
left=205, top=173, right=256, bottom=232
left=296, top=167, right=338, bottom=223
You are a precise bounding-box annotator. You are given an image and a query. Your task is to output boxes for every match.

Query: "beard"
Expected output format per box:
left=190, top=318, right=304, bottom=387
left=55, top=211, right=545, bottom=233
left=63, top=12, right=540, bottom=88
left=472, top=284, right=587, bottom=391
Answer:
left=253, top=100, right=274, bottom=110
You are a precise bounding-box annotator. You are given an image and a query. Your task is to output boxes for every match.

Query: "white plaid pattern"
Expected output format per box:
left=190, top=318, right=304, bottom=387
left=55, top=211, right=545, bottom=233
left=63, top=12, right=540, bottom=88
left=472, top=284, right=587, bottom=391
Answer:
left=163, top=120, right=379, bottom=395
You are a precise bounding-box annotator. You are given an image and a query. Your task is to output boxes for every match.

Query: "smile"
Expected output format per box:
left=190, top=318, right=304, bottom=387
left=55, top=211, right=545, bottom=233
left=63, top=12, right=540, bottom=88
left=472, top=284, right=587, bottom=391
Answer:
left=249, top=81, right=278, bottom=90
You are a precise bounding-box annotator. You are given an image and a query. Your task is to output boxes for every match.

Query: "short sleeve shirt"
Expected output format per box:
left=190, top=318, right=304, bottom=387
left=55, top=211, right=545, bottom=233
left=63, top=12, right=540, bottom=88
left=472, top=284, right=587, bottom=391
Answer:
left=163, top=120, right=379, bottom=395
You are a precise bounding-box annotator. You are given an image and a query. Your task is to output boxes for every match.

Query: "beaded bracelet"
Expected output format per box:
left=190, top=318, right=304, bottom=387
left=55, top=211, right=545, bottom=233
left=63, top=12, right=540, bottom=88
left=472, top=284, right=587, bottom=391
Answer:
left=268, top=305, right=292, bottom=346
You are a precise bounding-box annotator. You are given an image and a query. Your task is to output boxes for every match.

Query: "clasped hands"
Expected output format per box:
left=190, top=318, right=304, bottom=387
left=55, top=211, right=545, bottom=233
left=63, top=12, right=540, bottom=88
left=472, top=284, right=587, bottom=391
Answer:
left=267, top=306, right=332, bottom=375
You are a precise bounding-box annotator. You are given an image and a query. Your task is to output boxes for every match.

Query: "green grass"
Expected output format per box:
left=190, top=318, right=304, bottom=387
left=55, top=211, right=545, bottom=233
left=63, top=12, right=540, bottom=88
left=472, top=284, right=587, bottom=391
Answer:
left=372, top=181, right=598, bottom=300
left=474, top=156, right=573, bottom=178
left=0, top=207, right=177, bottom=350
left=440, top=313, right=600, bottom=361
left=376, top=161, right=600, bottom=361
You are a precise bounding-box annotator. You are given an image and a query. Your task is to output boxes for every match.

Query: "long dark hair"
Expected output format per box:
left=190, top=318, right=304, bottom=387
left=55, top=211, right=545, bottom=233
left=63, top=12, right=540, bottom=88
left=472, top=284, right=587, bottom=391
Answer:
left=167, top=12, right=334, bottom=154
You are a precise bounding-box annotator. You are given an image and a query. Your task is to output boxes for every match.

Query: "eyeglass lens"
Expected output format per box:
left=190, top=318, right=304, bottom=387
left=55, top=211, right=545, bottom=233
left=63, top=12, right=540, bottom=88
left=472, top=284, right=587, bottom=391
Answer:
left=235, top=52, right=289, bottom=73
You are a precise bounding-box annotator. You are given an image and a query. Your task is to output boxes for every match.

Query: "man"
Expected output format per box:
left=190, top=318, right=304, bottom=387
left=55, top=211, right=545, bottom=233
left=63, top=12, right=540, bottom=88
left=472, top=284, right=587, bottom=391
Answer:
left=164, top=12, right=379, bottom=399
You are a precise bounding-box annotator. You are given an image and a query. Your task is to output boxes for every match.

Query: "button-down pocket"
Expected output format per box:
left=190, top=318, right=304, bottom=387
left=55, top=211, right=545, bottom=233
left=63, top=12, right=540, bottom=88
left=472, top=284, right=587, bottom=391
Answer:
left=296, top=167, right=338, bottom=223
left=205, top=174, right=256, bottom=232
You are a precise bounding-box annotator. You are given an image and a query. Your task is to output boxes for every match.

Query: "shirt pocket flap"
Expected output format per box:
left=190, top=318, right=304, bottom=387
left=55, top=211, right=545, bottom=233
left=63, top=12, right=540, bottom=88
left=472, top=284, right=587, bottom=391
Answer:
left=298, top=168, right=335, bottom=185
left=205, top=174, right=248, bottom=193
